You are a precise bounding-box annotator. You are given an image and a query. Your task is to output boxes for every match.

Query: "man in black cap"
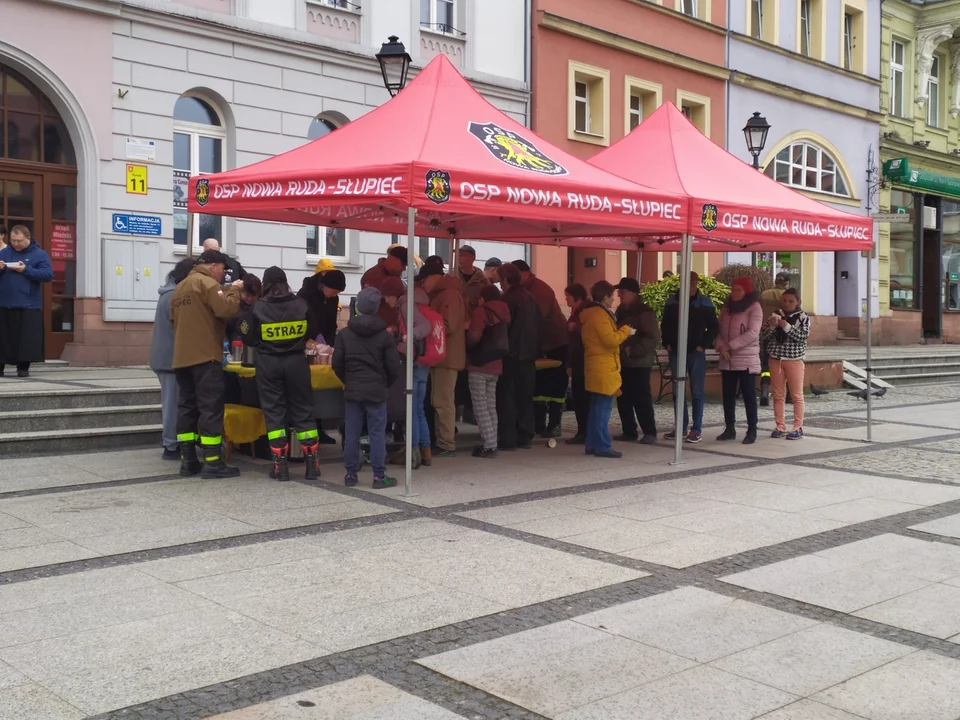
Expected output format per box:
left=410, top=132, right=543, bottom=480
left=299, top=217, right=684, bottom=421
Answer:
left=483, top=257, right=502, bottom=286
left=171, top=249, right=244, bottom=478
left=614, top=277, right=660, bottom=444
left=203, top=238, right=246, bottom=284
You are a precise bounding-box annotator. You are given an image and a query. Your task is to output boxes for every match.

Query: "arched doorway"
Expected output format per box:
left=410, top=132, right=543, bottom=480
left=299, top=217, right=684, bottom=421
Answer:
left=0, top=63, right=78, bottom=358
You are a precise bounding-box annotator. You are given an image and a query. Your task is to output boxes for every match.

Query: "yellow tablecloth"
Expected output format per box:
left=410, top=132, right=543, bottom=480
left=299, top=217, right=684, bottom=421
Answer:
left=536, top=359, right=562, bottom=370
left=224, top=362, right=344, bottom=390
left=223, top=404, right=266, bottom=445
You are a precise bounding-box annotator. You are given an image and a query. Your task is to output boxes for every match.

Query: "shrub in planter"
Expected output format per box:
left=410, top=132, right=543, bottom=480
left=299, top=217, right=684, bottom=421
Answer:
left=641, top=273, right=730, bottom=320
left=712, top=263, right=773, bottom=293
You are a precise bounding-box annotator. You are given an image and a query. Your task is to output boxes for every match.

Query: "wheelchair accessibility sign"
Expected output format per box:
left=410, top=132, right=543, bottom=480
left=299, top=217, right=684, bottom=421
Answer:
left=112, top=213, right=162, bottom=236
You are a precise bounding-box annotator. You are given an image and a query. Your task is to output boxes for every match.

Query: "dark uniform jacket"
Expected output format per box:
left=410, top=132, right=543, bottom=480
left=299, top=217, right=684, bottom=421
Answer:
left=502, top=285, right=541, bottom=362
left=523, top=274, right=568, bottom=353
left=170, top=265, right=241, bottom=369
left=661, top=290, right=719, bottom=353
left=224, top=255, right=246, bottom=285
left=616, top=296, right=660, bottom=368
left=297, top=275, right=339, bottom=345
left=332, top=314, right=402, bottom=404
left=243, top=294, right=317, bottom=356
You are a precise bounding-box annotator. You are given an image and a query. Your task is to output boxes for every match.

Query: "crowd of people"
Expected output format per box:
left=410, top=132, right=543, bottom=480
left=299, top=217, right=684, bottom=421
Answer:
left=149, top=237, right=810, bottom=489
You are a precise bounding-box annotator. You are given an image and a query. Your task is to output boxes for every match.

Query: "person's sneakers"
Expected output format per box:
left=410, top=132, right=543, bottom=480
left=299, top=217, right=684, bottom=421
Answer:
left=435, top=448, right=458, bottom=458
left=786, top=429, right=804, bottom=440
left=566, top=434, right=586, bottom=445
left=716, top=427, right=737, bottom=442
left=472, top=447, right=498, bottom=459
left=770, top=429, right=786, bottom=439
left=639, top=434, right=658, bottom=445
left=613, top=433, right=639, bottom=442
left=540, top=427, right=562, bottom=439
left=685, top=431, right=702, bottom=443
left=594, top=450, right=623, bottom=459
left=344, top=474, right=358, bottom=487
left=743, top=428, right=758, bottom=445
left=663, top=430, right=678, bottom=440
left=372, top=475, right=397, bottom=490
left=162, top=448, right=180, bottom=461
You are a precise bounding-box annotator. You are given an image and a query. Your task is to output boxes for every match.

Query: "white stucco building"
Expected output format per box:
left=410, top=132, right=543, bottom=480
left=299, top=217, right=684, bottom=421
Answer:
left=0, top=0, right=528, bottom=364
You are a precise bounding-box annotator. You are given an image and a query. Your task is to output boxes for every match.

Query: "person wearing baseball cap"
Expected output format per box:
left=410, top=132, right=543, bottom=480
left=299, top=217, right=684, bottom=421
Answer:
left=613, top=277, right=660, bottom=445
left=483, top=257, right=502, bottom=285
left=242, top=267, right=322, bottom=481
left=170, top=248, right=244, bottom=479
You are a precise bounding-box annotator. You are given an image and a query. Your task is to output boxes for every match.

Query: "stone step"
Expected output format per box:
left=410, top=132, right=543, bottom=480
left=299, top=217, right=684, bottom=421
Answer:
left=0, top=424, right=162, bottom=457
left=876, top=370, right=960, bottom=385
left=0, top=405, right=161, bottom=434
left=869, top=356, right=960, bottom=368
left=870, top=361, right=960, bottom=376
left=0, top=387, right=160, bottom=413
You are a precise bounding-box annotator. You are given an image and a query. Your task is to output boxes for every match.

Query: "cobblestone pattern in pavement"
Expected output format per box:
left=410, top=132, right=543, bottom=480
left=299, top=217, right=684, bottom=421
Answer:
left=4, top=383, right=960, bottom=719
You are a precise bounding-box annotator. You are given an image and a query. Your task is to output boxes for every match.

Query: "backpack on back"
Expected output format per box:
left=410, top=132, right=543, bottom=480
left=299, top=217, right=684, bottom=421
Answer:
left=399, top=303, right=447, bottom=367
left=468, top=307, right=509, bottom=367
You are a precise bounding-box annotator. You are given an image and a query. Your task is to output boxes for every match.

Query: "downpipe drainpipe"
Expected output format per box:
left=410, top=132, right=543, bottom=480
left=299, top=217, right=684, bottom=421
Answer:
left=523, top=0, right=533, bottom=267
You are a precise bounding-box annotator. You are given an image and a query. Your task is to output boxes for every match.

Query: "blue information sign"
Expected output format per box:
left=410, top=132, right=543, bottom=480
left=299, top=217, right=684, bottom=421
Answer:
left=111, top=213, right=162, bottom=236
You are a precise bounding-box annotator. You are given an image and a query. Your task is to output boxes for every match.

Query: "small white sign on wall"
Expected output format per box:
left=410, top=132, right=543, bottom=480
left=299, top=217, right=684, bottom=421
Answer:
left=125, top=137, right=156, bottom=163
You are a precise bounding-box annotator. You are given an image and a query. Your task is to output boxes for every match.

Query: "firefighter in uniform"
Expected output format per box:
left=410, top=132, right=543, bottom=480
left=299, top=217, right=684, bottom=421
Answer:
left=243, top=266, right=321, bottom=482
left=171, top=249, right=243, bottom=478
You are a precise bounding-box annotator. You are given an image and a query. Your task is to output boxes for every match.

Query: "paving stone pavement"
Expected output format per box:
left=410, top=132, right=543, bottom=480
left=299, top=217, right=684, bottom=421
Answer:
left=4, top=381, right=960, bottom=718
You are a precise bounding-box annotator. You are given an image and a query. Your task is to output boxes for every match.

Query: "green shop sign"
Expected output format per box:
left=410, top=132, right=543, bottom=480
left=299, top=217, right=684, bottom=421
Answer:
left=883, top=158, right=960, bottom=199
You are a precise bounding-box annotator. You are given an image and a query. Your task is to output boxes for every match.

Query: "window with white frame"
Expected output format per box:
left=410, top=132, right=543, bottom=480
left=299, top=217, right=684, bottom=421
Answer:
left=764, top=141, right=851, bottom=197
left=799, top=0, right=811, bottom=56
left=677, top=90, right=711, bottom=135
left=751, top=0, right=763, bottom=38
left=890, top=39, right=906, bottom=117
left=928, top=55, right=941, bottom=127
left=420, top=0, right=456, bottom=33
left=418, top=236, right=451, bottom=267
left=306, top=115, right=348, bottom=259
left=568, top=62, right=610, bottom=145
left=680, top=0, right=698, bottom=17
left=625, top=78, right=661, bottom=134
left=173, top=95, right=225, bottom=249
left=843, top=12, right=853, bottom=69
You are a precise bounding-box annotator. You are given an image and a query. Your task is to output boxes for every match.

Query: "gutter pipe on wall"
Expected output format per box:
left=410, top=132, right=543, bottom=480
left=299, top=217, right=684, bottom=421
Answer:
left=524, top=0, right=533, bottom=268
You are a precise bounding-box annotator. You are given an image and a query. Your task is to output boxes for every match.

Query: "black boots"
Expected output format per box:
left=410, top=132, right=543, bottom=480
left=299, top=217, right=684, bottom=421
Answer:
left=743, top=428, right=758, bottom=445
left=200, top=443, right=240, bottom=479
left=759, top=377, right=770, bottom=407
left=545, top=402, right=563, bottom=438
left=269, top=443, right=290, bottom=482
left=302, top=440, right=320, bottom=480
left=716, top=426, right=737, bottom=441
left=179, top=442, right=202, bottom=477
left=534, top=403, right=547, bottom=437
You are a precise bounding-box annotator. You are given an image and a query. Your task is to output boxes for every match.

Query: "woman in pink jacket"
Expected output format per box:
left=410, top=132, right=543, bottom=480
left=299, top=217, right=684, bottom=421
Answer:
left=714, top=277, right=762, bottom=444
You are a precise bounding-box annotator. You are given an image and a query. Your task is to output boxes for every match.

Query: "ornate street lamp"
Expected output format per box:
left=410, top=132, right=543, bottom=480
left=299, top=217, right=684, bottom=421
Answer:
left=376, top=36, right=412, bottom=98
left=743, top=112, right=771, bottom=170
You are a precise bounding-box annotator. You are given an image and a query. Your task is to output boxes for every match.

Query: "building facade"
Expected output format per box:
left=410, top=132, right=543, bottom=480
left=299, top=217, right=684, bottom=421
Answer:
left=529, top=0, right=729, bottom=297
left=878, top=0, right=960, bottom=344
left=725, top=0, right=882, bottom=344
left=0, top=0, right=528, bottom=364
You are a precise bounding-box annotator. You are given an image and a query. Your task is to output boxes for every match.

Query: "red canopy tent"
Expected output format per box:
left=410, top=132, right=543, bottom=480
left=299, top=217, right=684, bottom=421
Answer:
left=590, top=103, right=873, bottom=252
left=587, top=103, right=876, bottom=462
left=186, top=54, right=695, bottom=495
left=186, top=55, right=688, bottom=242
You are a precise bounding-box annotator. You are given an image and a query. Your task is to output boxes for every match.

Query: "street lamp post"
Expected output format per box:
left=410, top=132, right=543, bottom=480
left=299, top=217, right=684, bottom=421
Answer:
left=743, top=111, right=771, bottom=170
left=375, top=36, right=412, bottom=98
left=375, top=35, right=416, bottom=495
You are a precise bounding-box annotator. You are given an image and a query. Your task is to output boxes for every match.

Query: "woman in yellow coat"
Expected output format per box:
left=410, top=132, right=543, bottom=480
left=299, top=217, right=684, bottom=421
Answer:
left=580, top=280, right=636, bottom=458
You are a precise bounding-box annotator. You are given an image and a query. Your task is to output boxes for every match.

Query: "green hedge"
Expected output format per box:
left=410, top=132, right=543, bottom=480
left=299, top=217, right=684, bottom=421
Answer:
left=640, top=274, right=730, bottom=320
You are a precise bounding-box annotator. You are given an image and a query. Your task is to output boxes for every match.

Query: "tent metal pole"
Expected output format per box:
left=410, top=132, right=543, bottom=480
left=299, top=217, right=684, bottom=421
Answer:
left=636, top=249, right=642, bottom=282
left=671, top=234, right=693, bottom=466
left=400, top=208, right=418, bottom=497
left=186, top=213, right=195, bottom=259
left=866, top=239, right=874, bottom=442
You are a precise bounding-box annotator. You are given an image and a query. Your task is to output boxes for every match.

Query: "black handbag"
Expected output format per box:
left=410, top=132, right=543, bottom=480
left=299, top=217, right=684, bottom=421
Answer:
left=468, top=307, right=509, bottom=366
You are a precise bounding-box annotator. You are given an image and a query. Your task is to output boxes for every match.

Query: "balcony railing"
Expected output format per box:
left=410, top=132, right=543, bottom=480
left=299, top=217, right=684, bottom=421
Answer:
left=419, top=22, right=466, bottom=37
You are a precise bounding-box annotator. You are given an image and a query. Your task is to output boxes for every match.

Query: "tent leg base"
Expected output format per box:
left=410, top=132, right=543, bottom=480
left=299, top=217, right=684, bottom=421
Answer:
left=399, top=490, right=420, bottom=498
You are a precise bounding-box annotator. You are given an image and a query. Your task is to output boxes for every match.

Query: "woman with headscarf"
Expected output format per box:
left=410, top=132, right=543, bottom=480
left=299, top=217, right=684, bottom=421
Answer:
left=0, top=225, right=53, bottom=377
left=714, top=276, right=762, bottom=444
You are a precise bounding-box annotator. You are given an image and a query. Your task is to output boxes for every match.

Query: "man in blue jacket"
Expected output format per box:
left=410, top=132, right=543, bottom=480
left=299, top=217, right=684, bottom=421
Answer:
left=0, top=225, right=53, bottom=377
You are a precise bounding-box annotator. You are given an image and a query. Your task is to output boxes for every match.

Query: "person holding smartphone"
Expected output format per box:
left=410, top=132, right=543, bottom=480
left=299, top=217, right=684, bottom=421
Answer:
left=0, top=225, right=53, bottom=377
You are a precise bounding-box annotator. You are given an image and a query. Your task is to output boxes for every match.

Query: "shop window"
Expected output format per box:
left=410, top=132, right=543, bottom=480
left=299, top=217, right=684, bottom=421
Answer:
left=889, top=190, right=917, bottom=309
left=841, top=3, right=865, bottom=73
left=764, top=141, right=850, bottom=197
left=173, top=94, right=226, bottom=250
left=567, top=62, right=610, bottom=146
left=748, top=0, right=777, bottom=43
left=798, top=0, right=824, bottom=59
left=677, top=90, right=711, bottom=136
left=305, top=114, right=349, bottom=260
left=755, top=251, right=802, bottom=291
left=890, top=39, right=906, bottom=117
left=0, top=64, right=75, bottom=166
left=625, top=78, right=661, bottom=134
left=942, top=200, right=960, bottom=310
left=927, top=55, right=941, bottom=128
left=418, top=236, right=451, bottom=268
